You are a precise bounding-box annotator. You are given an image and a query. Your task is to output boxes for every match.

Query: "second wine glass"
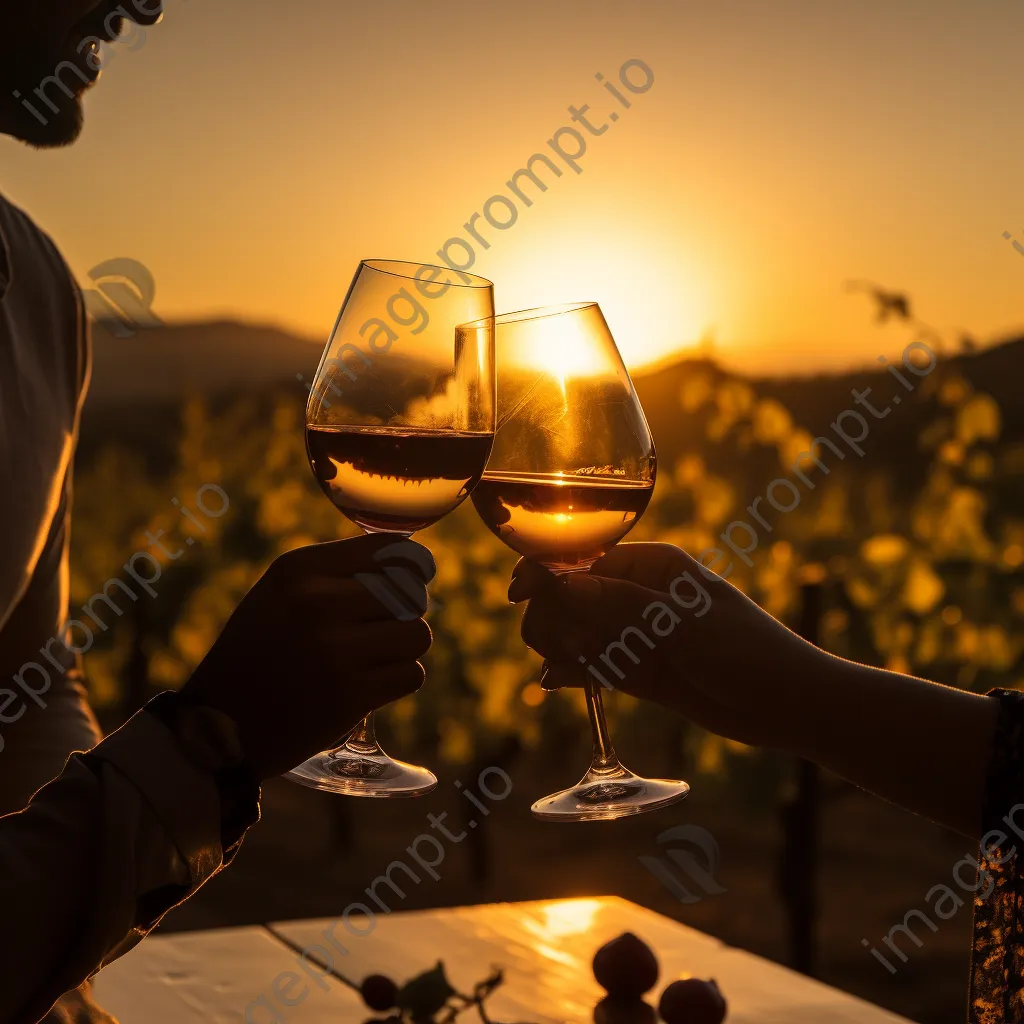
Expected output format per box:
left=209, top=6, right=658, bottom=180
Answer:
left=287, top=259, right=495, bottom=797
left=469, top=302, right=690, bottom=821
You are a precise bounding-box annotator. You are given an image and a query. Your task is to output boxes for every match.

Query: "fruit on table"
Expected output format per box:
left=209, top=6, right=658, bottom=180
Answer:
left=657, top=978, right=727, bottom=1024
left=593, top=995, right=658, bottom=1024
left=360, top=973, right=399, bottom=1012
left=592, top=933, right=660, bottom=997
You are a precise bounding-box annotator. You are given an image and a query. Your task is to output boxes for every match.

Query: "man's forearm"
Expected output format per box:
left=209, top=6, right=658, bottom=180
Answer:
left=0, top=709, right=237, bottom=1023
left=793, top=655, right=1000, bottom=838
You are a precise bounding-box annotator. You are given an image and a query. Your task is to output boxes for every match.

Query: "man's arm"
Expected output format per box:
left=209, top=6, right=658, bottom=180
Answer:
left=0, top=707, right=238, bottom=1024
left=0, top=534, right=435, bottom=1023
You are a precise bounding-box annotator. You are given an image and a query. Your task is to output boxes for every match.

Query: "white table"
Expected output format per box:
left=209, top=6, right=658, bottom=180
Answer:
left=93, top=897, right=915, bottom=1022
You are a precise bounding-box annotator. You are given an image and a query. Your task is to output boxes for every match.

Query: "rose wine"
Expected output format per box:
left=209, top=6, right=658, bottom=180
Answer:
left=471, top=471, right=654, bottom=571
left=307, top=425, right=493, bottom=534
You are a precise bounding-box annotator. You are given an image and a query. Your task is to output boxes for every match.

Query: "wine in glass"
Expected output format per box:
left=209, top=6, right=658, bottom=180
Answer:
left=287, top=259, right=495, bottom=797
left=470, top=302, right=689, bottom=821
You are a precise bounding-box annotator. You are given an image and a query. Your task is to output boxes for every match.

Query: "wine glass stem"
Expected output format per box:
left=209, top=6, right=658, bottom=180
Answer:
left=556, top=565, right=621, bottom=774
left=584, top=677, right=619, bottom=772
left=345, top=714, right=377, bottom=752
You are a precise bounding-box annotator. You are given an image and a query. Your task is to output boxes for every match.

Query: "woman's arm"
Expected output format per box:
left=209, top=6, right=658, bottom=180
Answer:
left=512, top=542, right=1001, bottom=838
left=791, top=655, right=999, bottom=837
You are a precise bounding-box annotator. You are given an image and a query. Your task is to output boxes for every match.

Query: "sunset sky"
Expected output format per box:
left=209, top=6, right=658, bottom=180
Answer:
left=1, top=0, right=1023, bottom=373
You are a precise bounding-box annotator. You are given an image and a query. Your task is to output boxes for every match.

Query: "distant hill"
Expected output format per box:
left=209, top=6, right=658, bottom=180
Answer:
left=634, top=333, right=1024, bottom=467
left=86, top=319, right=324, bottom=407
left=83, top=318, right=1024, bottom=473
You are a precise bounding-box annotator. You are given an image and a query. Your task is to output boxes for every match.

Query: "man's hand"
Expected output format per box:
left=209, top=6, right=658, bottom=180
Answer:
left=178, top=534, right=434, bottom=781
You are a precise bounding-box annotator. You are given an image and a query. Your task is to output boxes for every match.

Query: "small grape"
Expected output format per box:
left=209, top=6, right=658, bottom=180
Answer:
left=593, top=995, right=657, bottom=1024
left=658, top=978, right=727, bottom=1024
left=592, top=933, right=660, bottom=998
left=360, top=974, right=399, bottom=1012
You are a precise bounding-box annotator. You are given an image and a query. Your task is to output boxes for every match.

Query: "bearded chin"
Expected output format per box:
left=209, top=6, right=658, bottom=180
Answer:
left=1, top=61, right=89, bottom=148
left=11, top=99, right=86, bottom=148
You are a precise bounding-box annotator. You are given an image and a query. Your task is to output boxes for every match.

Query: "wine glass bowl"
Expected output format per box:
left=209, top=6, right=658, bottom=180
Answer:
left=470, top=301, right=689, bottom=821
left=307, top=426, right=494, bottom=535
left=287, top=259, right=495, bottom=798
left=471, top=473, right=655, bottom=573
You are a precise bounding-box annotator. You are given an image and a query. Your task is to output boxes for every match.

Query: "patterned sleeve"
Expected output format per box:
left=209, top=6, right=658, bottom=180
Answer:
left=969, top=689, right=1024, bottom=1023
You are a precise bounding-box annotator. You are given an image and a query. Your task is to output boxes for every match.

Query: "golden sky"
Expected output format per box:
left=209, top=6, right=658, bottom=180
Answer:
left=1, top=0, right=1022, bottom=374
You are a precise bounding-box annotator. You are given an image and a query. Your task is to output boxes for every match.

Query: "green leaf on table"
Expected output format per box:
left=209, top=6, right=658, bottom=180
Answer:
left=398, top=961, right=456, bottom=1017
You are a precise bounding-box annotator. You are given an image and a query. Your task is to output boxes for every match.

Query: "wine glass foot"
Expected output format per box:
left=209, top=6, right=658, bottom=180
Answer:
left=530, top=765, right=689, bottom=822
left=285, top=749, right=437, bottom=798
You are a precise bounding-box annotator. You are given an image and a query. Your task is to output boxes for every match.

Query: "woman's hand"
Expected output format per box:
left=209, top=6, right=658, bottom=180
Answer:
left=509, top=542, right=830, bottom=749
left=510, top=541, right=1000, bottom=837
left=179, top=534, right=434, bottom=781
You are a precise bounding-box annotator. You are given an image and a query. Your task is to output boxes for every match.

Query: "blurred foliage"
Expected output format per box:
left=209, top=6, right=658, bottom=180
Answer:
left=70, top=314, right=1024, bottom=781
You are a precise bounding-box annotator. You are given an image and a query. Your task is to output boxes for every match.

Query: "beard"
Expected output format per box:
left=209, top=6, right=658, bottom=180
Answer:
left=0, top=47, right=96, bottom=148
left=0, top=8, right=118, bottom=148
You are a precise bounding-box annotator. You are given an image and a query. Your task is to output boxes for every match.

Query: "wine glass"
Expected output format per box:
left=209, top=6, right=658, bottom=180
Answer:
left=469, top=302, right=690, bottom=821
left=287, top=259, right=495, bottom=797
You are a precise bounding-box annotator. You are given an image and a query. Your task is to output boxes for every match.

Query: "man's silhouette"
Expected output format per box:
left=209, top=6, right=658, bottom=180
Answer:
left=0, top=4, right=164, bottom=1020
left=0, top=1, right=164, bottom=816
left=0, top=9, right=438, bottom=1022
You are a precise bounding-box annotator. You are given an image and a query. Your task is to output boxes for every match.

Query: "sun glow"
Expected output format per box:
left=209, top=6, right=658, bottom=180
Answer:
left=534, top=899, right=603, bottom=938
left=509, top=310, right=613, bottom=386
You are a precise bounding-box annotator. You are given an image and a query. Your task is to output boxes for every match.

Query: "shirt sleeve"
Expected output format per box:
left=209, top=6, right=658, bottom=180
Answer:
left=0, top=708, right=257, bottom=1024
left=969, top=688, right=1024, bottom=1024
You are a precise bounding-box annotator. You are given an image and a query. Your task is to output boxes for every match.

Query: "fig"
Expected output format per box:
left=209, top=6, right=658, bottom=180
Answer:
left=592, top=932, right=659, bottom=998
left=360, top=974, right=399, bottom=1012
left=593, top=995, right=657, bottom=1024
left=658, top=978, right=727, bottom=1024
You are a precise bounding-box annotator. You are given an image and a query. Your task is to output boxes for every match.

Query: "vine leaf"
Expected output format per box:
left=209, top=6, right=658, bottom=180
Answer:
left=398, top=961, right=457, bottom=1018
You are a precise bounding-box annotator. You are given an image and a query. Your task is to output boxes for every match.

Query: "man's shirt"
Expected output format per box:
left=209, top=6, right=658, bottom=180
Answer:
left=0, top=191, right=101, bottom=813
left=0, top=193, right=101, bottom=815
left=0, top=194, right=242, bottom=1023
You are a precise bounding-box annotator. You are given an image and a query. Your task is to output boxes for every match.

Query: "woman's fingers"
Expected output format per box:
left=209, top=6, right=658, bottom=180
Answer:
left=540, top=659, right=586, bottom=690
left=521, top=591, right=577, bottom=660
left=591, top=542, right=697, bottom=588
left=520, top=577, right=655, bottom=660
left=508, top=559, right=557, bottom=603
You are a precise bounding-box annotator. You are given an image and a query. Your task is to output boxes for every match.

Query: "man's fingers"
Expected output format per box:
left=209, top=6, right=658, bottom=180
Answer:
left=297, top=577, right=428, bottom=621
left=328, top=617, right=433, bottom=668
left=350, top=660, right=426, bottom=709
left=279, top=535, right=437, bottom=584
